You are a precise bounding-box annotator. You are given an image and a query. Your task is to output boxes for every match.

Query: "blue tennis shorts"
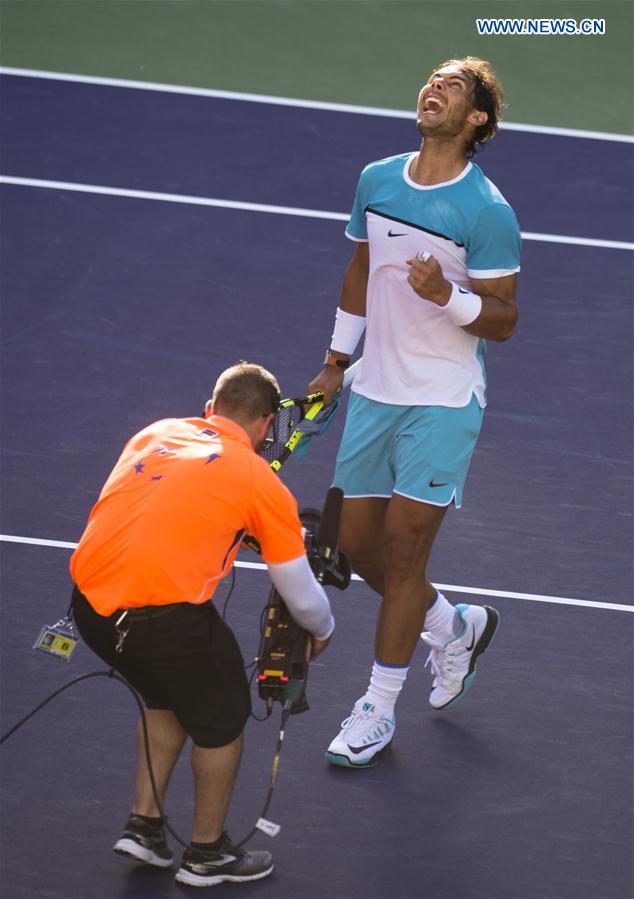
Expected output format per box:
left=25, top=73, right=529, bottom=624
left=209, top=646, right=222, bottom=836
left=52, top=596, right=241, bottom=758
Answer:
left=333, top=391, right=484, bottom=508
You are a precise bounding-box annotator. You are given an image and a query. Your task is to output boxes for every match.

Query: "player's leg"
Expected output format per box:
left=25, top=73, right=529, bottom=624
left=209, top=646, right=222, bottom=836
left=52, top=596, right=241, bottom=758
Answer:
left=325, top=495, right=446, bottom=768
left=403, top=398, right=499, bottom=710
left=338, top=495, right=389, bottom=594
left=326, top=398, right=498, bottom=766
left=326, top=396, right=414, bottom=767
left=376, top=493, right=446, bottom=663
left=332, top=391, right=401, bottom=596
left=337, top=484, right=457, bottom=636
left=327, top=397, right=442, bottom=766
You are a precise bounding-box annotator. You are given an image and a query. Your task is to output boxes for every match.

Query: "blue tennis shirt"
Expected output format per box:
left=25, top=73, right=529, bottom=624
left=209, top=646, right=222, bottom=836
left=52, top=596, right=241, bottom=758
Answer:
left=345, top=152, right=521, bottom=408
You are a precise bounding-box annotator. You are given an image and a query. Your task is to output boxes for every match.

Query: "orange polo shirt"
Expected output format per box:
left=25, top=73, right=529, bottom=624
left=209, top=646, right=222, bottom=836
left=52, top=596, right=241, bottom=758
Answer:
left=70, top=415, right=306, bottom=615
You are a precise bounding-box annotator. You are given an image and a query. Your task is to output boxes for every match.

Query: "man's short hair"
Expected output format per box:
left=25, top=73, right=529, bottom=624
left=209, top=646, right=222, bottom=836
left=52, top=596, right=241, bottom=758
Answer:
left=212, top=362, right=281, bottom=422
left=434, top=56, right=505, bottom=158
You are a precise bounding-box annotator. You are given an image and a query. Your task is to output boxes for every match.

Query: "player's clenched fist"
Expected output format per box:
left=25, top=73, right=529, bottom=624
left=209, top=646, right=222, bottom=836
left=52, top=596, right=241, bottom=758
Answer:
left=406, top=253, right=452, bottom=306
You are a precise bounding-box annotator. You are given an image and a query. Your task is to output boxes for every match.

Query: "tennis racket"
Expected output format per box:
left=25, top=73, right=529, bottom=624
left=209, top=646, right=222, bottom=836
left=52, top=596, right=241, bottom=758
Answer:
left=260, top=391, right=326, bottom=472
left=243, top=359, right=361, bottom=555
left=259, top=357, right=361, bottom=473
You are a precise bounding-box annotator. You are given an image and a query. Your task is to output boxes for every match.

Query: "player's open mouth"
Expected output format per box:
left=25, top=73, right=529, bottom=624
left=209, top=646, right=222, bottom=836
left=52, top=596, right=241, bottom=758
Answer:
left=422, top=96, right=444, bottom=116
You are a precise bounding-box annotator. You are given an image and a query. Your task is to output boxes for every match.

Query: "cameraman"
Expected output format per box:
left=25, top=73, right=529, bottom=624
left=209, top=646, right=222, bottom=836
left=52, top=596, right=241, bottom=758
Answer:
left=69, top=362, right=334, bottom=888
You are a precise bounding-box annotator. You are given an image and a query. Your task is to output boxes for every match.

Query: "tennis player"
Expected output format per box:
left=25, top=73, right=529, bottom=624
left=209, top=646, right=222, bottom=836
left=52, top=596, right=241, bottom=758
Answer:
left=70, top=363, right=334, bottom=885
left=308, top=58, right=521, bottom=767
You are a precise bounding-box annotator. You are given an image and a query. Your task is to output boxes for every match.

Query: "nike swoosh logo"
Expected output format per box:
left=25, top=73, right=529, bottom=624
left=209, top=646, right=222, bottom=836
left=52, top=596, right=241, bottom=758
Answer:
left=429, top=480, right=448, bottom=488
left=347, top=740, right=382, bottom=754
left=458, top=287, right=470, bottom=294
left=466, top=626, right=476, bottom=651
left=388, top=230, right=407, bottom=237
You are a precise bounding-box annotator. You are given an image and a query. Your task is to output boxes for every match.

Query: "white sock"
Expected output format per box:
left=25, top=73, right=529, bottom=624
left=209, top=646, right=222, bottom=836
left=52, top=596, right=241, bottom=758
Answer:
left=423, top=591, right=462, bottom=643
left=363, top=660, right=408, bottom=716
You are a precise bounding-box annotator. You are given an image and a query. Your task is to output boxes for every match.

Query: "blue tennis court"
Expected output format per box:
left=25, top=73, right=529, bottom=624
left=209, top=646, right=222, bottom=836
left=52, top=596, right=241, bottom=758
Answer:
left=1, top=71, right=632, bottom=899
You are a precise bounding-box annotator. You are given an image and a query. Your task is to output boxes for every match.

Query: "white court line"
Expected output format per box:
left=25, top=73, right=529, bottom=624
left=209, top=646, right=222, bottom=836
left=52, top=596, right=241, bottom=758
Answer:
left=1, top=175, right=632, bottom=252
left=1, top=66, right=633, bottom=144
left=0, top=175, right=347, bottom=222
left=2, top=533, right=632, bottom=613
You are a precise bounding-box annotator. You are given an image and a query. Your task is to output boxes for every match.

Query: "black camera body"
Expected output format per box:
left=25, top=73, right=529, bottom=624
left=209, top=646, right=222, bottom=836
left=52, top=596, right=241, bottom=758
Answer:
left=257, top=583, right=311, bottom=715
left=256, top=490, right=350, bottom=715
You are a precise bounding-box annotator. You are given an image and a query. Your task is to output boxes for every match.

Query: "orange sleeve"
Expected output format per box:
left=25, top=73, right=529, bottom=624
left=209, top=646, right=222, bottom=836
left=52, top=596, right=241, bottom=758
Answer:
left=248, top=457, right=306, bottom=564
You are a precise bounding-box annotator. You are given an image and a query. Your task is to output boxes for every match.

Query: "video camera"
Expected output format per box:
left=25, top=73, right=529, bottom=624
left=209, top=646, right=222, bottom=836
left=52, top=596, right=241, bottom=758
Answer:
left=256, top=487, right=351, bottom=715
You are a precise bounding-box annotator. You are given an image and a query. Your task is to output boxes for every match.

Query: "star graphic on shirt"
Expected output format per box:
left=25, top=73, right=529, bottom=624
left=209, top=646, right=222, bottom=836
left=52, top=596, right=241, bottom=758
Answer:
left=205, top=453, right=221, bottom=465
left=134, top=462, right=145, bottom=474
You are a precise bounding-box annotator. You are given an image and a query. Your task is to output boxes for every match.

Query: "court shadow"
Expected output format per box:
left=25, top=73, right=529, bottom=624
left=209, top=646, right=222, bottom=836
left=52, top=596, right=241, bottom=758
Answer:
left=425, top=713, right=519, bottom=775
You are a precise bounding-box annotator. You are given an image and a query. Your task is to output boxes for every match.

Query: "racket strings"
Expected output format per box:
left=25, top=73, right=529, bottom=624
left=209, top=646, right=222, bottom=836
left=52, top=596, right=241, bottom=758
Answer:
left=259, top=403, right=302, bottom=462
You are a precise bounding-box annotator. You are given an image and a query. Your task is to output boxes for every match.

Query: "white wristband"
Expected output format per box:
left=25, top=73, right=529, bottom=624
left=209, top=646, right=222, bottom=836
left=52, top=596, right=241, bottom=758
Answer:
left=443, top=283, right=483, bottom=327
left=330, top=307, right=366, bottom=355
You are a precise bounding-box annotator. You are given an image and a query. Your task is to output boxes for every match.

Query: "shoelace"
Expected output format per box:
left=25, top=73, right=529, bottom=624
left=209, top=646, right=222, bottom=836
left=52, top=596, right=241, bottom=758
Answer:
left=339, top=707, right=393, bottom=744
left=424, top=642, right=468, bottom=686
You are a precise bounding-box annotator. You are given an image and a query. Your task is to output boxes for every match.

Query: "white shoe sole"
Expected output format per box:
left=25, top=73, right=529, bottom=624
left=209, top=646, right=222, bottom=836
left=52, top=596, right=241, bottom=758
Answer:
left=113, top=837, right=173, bottom=868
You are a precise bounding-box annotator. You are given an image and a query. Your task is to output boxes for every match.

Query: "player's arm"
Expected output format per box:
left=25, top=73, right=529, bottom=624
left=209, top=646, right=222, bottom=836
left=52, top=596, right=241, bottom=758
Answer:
left=407, top=201, right=520, bottom=342
left=463, top=273, right=518, bottom=340
left=308, top=242, right=369, bottom=403
left=406, top=257, right=518, bottom=341
left=340, top=241, right=370, bottom=317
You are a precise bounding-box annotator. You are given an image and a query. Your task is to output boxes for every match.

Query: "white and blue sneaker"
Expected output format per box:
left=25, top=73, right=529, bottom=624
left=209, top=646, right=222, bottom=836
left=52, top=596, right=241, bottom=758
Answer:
left=421, top=604, right=500, bottom=710
left=325, top=701, right=395, bottom=768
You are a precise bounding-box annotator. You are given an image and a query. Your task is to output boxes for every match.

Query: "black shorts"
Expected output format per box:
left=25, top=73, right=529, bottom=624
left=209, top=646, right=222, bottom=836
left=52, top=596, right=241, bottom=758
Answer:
left=71, top=586, right=251, bottom=748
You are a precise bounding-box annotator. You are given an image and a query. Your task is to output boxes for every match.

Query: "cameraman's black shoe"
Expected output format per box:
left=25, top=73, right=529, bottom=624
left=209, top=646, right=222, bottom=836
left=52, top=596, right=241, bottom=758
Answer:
left=175, top=832, right=274, bottom=887
left=113, top=814, right=173, bottom=867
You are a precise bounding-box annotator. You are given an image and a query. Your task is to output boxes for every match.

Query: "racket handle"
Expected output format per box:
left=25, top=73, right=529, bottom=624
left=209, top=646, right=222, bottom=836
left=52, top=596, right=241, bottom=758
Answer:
left=418, top=251, right=432, bottom=262
left=314, top=487, right=344, bottom=550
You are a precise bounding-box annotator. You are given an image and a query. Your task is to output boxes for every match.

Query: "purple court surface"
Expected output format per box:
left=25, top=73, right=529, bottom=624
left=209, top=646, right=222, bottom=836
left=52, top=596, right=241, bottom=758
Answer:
left=1, top=73, right=632, bottom=899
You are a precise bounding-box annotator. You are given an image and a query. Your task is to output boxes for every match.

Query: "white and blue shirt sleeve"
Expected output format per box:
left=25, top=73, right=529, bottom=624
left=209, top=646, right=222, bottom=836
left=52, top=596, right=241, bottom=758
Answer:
left=345, top=171, right=370, bottom=242
left=466, top=203, right=521, bottom=279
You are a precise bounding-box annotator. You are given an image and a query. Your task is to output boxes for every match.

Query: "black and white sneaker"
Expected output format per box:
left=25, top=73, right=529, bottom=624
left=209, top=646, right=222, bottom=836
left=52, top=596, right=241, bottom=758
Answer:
left=175, top=832, right=274, bottom=887
left=113, top=814, right=173, bottom=868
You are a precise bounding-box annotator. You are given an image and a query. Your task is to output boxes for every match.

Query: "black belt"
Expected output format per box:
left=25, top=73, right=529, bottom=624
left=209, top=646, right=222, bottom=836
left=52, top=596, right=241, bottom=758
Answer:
left=115, top=603, right=186, bottom=622
left=113, top=602, right=212, bottom=654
